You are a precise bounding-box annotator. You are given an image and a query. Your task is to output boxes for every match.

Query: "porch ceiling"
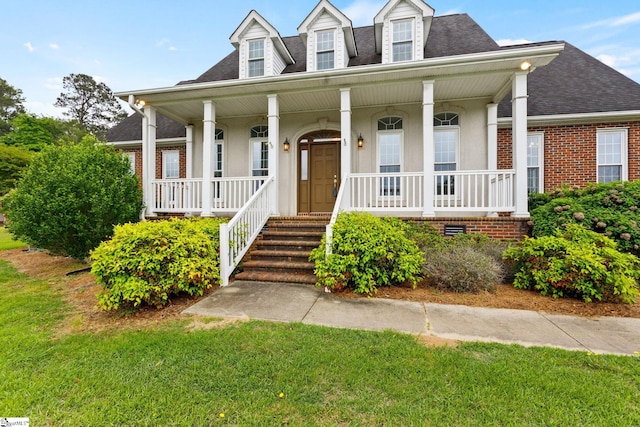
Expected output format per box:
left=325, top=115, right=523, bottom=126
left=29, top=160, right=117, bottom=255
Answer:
left=123, top=44, right=564, bottom=124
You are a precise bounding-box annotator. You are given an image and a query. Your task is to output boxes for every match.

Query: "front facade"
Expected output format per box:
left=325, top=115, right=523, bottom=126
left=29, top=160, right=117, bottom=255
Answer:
left=107, top=0, right=640, bottom=284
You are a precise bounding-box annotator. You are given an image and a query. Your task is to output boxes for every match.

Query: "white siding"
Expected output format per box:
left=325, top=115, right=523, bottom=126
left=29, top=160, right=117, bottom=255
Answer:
left=382, top=1, right=423, bottom=63
left=273, top=47, right=287, bottom=75
left=315, top=10, right=339, bottom=28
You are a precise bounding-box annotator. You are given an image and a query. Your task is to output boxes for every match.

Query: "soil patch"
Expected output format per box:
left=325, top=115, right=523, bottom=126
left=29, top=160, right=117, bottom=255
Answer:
left=2, top=249, right=639, bottom=337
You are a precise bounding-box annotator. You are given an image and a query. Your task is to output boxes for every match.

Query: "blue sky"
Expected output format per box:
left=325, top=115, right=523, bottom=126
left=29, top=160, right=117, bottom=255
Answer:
left=2, top=0, right=639, bottom=117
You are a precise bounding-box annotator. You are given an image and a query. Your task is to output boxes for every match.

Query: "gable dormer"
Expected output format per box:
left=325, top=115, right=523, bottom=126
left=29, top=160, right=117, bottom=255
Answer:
left=230, top=10, right=294, bottom=79
left=374, top=0, right=435, bottom=64
left=298, top=0, right=357, bottom=71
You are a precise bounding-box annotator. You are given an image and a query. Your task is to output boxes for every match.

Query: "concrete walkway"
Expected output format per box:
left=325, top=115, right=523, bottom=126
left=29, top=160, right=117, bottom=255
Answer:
left=183, top=281, right=640, bottom=356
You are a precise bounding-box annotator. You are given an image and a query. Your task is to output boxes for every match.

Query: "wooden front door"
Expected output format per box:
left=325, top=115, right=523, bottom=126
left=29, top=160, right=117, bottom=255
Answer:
left=298, top=131, right=340, bottom=214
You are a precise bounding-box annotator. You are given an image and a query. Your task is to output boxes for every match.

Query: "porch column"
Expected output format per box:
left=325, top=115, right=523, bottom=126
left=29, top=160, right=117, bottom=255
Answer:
left=340, top=88, right=352, bottom=179
left=422, top=80, right=435, bottom=217
left=185, top=124, right=194, bottom=179
left=143, top=106, right=157, bottom=217
left=512, top=71, right=529, bottom=217
left=267, top=94, right=280, bottom=215
left=487, top=103, right=498, bottom=171
left=201, top=100, right=215, bottom=217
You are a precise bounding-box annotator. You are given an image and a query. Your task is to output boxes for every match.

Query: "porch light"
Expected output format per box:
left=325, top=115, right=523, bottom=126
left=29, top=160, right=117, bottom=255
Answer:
left=520, top=61, right=532, bottom=71
left=283, top=138, right=290, bottom=152
left=357, top=134, right=364, bottom=148
left=136, top=99, right=146, bottom=108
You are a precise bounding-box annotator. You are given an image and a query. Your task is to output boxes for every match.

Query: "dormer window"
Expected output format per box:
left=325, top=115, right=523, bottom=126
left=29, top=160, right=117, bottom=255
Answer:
left=248, top=39, right=265, bottom=77
left=392, top=19, right=413, bottom=62
left=316, top=30, right=335, bottom=70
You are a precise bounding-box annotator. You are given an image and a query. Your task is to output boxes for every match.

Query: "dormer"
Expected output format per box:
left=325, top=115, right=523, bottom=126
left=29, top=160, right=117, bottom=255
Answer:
left=230, top=10, right=294, bottom=79
left=298, top=0, right=357, bottom=71
left=374, top=0, right=435, bottom=64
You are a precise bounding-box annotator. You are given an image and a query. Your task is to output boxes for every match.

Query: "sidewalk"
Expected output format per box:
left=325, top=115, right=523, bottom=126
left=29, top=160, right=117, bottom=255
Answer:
left=183, top=281, right=640, bottom=356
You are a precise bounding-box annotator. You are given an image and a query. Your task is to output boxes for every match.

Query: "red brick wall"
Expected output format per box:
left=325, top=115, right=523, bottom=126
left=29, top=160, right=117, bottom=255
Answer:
left=408, top=217, right=531, bottom=241
left=498, top=121, right=640, bottom=191
left=121, top=146, right=187, bottom=181
left=121, top=148, right=143, bottom=182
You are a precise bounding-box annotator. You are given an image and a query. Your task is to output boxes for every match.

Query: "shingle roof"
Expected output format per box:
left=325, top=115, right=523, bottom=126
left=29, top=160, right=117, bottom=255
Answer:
left=498, top=42, right=640, bottom=117
left=107, top=14, right=640, bottom=142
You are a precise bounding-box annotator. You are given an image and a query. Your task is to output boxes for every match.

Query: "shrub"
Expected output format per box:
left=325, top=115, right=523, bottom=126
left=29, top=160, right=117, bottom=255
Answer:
left=92, top=217, right=227, bottom=311
left=423, top=245, right=504, bottom=293
left=404, top=221, right=446, bottom=252
left=0, top=144, right=32, bottom=196
left=529, top=181, right=640, bottom=255
left=1, top=137, right=143, bottom=259
left=310, top=212, right=423, bottom=294
left=503, top=224, right=640, bottom=303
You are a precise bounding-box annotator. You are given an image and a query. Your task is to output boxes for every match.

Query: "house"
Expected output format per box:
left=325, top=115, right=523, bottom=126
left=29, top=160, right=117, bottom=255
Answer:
left=107, top=0, right=640, bottom=286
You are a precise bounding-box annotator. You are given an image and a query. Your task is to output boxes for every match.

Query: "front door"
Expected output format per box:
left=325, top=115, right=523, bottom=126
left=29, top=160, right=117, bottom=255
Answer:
left=298, top=131, right=341, bottom=214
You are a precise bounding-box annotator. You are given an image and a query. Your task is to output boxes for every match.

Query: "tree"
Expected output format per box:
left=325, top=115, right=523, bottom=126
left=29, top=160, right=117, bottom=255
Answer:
left=0, top=77, right=26, bottom=136
left=0, top=114, right=88, bottom=151
left=0, top=144, right=32, bottom=196
left=54, top=73, right=127, bottom=138
left=2, top=136, right=143, bottom=259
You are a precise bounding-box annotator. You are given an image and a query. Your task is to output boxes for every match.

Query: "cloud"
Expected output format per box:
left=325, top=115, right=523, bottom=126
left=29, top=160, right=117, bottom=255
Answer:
left=44, top=77, right=63, bottom=91
left=578, top=11, right=640, bottom=30
left=438, top=9, right=461, bottom=16
left=157, top=37, right=178, bottom=51
left=24, top=42, right=35, bottom=52
left=496, top=38, right=534, bottom=47
left=49, top=43, right=59, bottom=50
left=343, top=0, right=386, bottom=27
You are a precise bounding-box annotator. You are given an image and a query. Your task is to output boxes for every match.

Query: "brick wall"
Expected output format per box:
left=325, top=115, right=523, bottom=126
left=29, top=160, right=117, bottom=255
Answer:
left=407, top=217, right=531, bottom=241
left=120, top=146, right=187, bottom=181
left=498, top=121, right=640, bottom=191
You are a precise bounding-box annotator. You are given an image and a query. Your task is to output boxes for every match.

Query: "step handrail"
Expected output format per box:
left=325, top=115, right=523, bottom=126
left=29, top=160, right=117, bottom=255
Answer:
left=325, top=173, right=351, bottom=256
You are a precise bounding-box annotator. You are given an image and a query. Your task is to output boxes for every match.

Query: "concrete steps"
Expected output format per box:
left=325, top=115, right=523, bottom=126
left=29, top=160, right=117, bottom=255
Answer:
left=234, top=216, right=329, bottom=285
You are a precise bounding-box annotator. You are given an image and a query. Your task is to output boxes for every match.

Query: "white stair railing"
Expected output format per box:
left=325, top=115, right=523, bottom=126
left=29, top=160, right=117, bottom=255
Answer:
left=325, top=174, right=351, bottom=256
left=219, top=176, right=275, bottom=287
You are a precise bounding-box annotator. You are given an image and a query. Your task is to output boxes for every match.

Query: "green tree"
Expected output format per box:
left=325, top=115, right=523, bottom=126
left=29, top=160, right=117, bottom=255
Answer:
left=0, top=144, right=32, bottom=196
left=2, top=136, right=143, bottom=259
left=0, top=77, right=26, bottom=136
left=0, top=114, right=88, bottom=151
left=54, top=73, right=127, bottom=138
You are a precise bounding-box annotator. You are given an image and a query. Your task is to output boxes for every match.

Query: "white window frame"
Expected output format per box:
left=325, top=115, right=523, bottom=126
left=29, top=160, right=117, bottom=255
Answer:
left=376, top=116, right=404, bottom=198
left=162, top=150, right=180, bottom=179
left=434, top=113, right=460, bottom=199
left=597, top=128, right=628, bottom=184
left=250, top=126, right=269, bottom=187
left=527, top=132, right=544, bottom=194
left=392, top=19, right=414, bottom=62
left=315, top=29, right=335, bottom=70
left=213, top=129, right=224, bottom=200
left=125, top=152, right=136, bottom=175
left=247, top=39, right=265, bottom=78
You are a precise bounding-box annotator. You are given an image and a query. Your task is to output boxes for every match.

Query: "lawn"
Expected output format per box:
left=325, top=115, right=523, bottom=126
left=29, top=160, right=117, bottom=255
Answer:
left=1, top=259, right=639, bottom=425
left=0, top=226, right=26, bottom=250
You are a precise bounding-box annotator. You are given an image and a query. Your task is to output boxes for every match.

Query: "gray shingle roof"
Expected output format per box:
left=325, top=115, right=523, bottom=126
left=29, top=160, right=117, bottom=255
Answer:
left=107, top=14, right=640, bottom=143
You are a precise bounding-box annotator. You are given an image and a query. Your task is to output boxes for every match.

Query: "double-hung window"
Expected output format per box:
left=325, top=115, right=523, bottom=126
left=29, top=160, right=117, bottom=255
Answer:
left=213, top=129, right=224, bottom=198
left=434, top=113, right=459, bottom=196
left=125, top=152, right=136, bottom=175
left=162, top=150, right=180, bottom=179
left=597, top=128, right=628, bottom=183
left=392, top=19, right=413, bottom=62
left=250, top=125, right=269, bottom=189
left=378, top=117, right=403, bottom=196
left=316, top=30, right=335, bottom=70
left=527, top=133, right=544, bottom=194
left=248, top=39, right=265, bottom=77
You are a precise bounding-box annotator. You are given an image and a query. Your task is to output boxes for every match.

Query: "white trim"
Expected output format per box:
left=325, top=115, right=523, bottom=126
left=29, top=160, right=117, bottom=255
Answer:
left=162, top=150, right=180, bottom=180
left=597, top=127, right=628, bottom=183
left=109, top=137, right=185, bottom=148
left=527, top=131, right=544, bottom=193
left=498, top=110, right=640, bottom=127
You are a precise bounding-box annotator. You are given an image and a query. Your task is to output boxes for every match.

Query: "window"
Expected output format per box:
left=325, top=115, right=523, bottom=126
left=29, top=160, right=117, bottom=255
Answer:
left=597, top=128, right=628, bottom=184
left=434, top=113, right=459, bottom=196
left=527, top=133, right=544, bottom=194
left=162, top=150, right=180, bottom=179
left=392, top=20, right=413, bottom=62
left=316, top=30, right=335, bottom=70
left=213, top=129, right=224, bottom=199
left=250, top=125, right=269, bottom=180
left=125, top=152, right=136, bottom=174
left=248, top=39, right=265, bottom=77
left=378, top=117, right=403, bottom=196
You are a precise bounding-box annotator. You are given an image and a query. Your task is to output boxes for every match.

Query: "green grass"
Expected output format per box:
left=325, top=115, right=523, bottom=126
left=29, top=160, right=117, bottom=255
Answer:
left=1, top=260, right=639, bottom=425
left=0, top=226, right=26, bottom=250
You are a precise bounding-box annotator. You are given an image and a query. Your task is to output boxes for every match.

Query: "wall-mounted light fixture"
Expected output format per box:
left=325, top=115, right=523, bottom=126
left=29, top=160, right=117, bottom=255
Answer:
left=357, top=133, right=364, bottom=148
left=283, top=137, right=290, bottom=152
left=519, top=61, right=532, bottom=71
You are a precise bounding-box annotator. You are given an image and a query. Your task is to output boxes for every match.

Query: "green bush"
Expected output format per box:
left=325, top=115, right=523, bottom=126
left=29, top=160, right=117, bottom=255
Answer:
left=92, top=217, right=227, bottom=311
left=529, top=181, right=640, bottom=255
left=503, top=224, right=640, bottom=303
left=423, top=245, right=504, bottom=293
left=0, top=144, right=32, bottom=196
left=310, top=212, right=423, bottom=294
left=1, top=137, right=143, bottom=258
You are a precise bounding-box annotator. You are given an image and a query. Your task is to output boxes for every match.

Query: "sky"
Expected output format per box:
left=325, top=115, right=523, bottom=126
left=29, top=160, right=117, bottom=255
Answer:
left=2, top=0, right=639, bottom=118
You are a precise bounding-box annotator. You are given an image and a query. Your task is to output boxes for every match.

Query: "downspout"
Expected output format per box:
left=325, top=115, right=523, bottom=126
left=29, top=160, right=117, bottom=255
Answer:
left=128, top=94, right=145, bottom=117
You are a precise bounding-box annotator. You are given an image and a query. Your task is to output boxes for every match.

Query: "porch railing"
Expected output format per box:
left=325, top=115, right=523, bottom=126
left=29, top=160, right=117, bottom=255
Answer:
left=219, top=176, right=275, bottom=287
left=434, top=170, right=515, bottom=212
left=346, top=172, right=424, bottom=211
left=151, top=177, right=266, bottom=214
